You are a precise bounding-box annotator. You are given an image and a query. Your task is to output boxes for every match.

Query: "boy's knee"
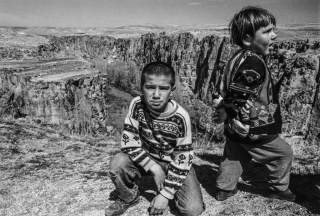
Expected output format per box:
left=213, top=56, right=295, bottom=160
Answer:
left=281, top=144, right=293, bottom=161
left=109, top=152, right=130, bottom=173
left=286, top=147, right=293, bottom=158
left=176, top=200, right=205, bottom=216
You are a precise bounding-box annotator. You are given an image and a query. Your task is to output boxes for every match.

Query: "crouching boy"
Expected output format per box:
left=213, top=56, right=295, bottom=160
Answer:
left=105, top=62, right=205, bottom=216
left=213, top=6, right=296, bottom=202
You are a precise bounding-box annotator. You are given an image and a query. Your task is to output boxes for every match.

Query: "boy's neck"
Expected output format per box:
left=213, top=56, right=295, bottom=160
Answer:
left=243, top=48, right=268, bottom=60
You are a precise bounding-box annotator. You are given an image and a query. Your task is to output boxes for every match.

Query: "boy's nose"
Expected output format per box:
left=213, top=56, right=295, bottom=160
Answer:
left=153, top=88, right=160, bottom=98
left=271, top=31, right=277, bottom=40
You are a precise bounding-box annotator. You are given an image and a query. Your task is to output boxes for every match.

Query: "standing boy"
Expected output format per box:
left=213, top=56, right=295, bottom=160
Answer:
left=105, top=62, right=205, bottom=216
left=213, top=6, right=296, bottom=202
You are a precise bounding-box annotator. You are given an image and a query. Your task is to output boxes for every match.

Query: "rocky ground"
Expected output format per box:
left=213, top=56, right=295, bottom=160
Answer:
left=0, top=117, right=319, bottom=216
left=0, top=25, right=320, bottom=216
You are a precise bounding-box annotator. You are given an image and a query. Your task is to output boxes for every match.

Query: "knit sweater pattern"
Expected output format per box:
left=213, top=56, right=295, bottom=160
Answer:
left=121, top=96, right=193, bottom=199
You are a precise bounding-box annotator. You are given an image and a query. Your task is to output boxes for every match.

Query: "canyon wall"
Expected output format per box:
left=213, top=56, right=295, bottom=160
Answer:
left=0, top=31, right=319, bottom=149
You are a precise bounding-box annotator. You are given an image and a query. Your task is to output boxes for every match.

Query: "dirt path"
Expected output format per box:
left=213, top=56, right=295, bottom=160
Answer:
left=0, top=118, right=319, bottom=216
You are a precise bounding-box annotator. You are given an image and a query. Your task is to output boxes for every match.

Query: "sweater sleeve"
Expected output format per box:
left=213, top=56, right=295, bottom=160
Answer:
left=224, top=56, right=266, bottom=124
left=120, top=98, right=156, bottom=172
left=160, top=112, right=193, bottom=200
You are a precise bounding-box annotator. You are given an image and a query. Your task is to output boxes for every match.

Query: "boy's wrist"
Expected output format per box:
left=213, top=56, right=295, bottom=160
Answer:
left=160, top=189, right=174, bottom=200
left=149, top=163, right=162, bottom=174
left=159, top=193, right=169, bottom=200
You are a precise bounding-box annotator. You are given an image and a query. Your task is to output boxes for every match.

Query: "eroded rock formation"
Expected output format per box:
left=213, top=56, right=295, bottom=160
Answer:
left=0, top=30, right=319, bottom=149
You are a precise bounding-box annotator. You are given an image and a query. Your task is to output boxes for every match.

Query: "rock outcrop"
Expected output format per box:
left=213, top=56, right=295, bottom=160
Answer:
left=0, top=29, right=319, bottom=150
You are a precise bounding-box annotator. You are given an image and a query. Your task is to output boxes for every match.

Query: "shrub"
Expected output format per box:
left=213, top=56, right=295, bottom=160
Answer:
left=93, top=59, right=141, bottom=94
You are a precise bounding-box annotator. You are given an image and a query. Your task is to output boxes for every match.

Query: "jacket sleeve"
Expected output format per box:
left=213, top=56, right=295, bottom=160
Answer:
left=160, top=113, right=193, bottom=200
left=224, top=56, right=266, bottom=124
left=120, top=98, right=156, bottom=172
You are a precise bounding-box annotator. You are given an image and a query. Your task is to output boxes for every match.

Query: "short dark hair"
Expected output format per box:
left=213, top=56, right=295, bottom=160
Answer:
left=229, top=6, right=276, bottom=47
left=141, top=61, right=175, bottom=89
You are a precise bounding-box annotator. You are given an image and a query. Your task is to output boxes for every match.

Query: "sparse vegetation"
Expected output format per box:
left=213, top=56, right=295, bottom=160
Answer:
left=93, top=59, right=141, bottom=95
left=0, top=117, right=319, bottom=216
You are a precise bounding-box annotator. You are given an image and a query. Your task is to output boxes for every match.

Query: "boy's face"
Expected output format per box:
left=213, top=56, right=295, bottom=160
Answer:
left=247, top=23, right=277, bottom=56
left=142, top=74, right=174, bottom=113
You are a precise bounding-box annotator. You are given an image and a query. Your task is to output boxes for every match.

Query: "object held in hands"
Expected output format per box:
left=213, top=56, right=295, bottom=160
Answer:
left=212, top=96, right=228, bottom=124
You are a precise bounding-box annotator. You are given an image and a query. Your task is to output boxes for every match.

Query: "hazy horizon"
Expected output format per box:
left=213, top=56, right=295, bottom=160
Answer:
left=0, top=0, right=319, bottom=28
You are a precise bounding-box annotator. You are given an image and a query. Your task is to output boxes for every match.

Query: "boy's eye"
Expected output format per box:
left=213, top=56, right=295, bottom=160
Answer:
left=159, top=86, right=170, bottom=90
left=144, top=85, right=170, bottom=90
left=265, top=27, right=276, bottom=34
left=145, top=85, right=156, bottom=89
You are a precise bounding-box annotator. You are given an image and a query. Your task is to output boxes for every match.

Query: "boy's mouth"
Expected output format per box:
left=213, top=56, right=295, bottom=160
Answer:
left=150, top=101, right=162, bottom=106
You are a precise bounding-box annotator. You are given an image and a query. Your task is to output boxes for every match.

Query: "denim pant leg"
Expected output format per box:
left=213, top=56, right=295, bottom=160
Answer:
left=216, top=138, right=252, bottom=191
left=109, top=152, right=142, bottom=203
left=241, top=136, right=293, bottom=191
left=174, top=167, right=205, bottom=216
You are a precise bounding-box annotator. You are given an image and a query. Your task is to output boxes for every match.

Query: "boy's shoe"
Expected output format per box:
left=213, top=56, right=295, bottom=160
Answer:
left=105, top=194, right=140, bottom=216
left=214, top=187, right=238, bottom=201
left=268, top=188, right=296, bottom=201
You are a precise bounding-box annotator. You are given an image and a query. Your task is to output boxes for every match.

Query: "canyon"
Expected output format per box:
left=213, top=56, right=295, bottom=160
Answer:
left=0, top=26, right=319, bottom=149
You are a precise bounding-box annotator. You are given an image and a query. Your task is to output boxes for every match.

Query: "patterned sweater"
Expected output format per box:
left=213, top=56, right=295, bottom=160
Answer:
left=121, top=96, right=193, bottom=200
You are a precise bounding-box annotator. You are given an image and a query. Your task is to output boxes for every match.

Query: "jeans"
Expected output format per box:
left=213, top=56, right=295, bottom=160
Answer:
left=216, top=136, right=293, bottom=192
left=109, top=152, right=205, bottom=216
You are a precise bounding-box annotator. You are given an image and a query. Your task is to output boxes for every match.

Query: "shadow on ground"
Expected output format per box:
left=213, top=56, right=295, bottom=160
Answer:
left=196, top=152, right=320, bottom=215
left=193, top=154, right=221, bottom=198
left=108, top=175, right=182, bottom=215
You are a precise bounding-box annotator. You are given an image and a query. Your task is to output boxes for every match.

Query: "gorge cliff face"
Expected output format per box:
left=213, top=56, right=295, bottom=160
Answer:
left=0, top=29, right=319, bottom=148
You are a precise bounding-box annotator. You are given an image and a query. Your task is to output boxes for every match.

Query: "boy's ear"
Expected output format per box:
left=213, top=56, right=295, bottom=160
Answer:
left=242, top=34, right=252, bottom=47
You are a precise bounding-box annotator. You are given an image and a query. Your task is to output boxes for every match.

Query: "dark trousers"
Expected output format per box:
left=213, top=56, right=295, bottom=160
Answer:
left=216, top=136, right=293, bottom=192
left=109, top=152, right=205, bottom=216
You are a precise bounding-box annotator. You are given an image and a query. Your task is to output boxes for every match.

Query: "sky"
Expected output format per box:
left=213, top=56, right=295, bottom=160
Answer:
left=0, top=0, right=319, bottom=28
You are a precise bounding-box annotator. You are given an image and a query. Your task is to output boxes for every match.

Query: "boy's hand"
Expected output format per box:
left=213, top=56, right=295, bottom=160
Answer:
left=212, top=107, right=228, bottom=124
left=149, top=194, right=169, bottom=215
left=149, top=163, right=165, bottom=192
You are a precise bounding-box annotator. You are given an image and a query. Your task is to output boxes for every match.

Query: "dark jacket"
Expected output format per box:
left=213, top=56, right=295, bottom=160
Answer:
left=220, top=49, right=282, bottom=144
